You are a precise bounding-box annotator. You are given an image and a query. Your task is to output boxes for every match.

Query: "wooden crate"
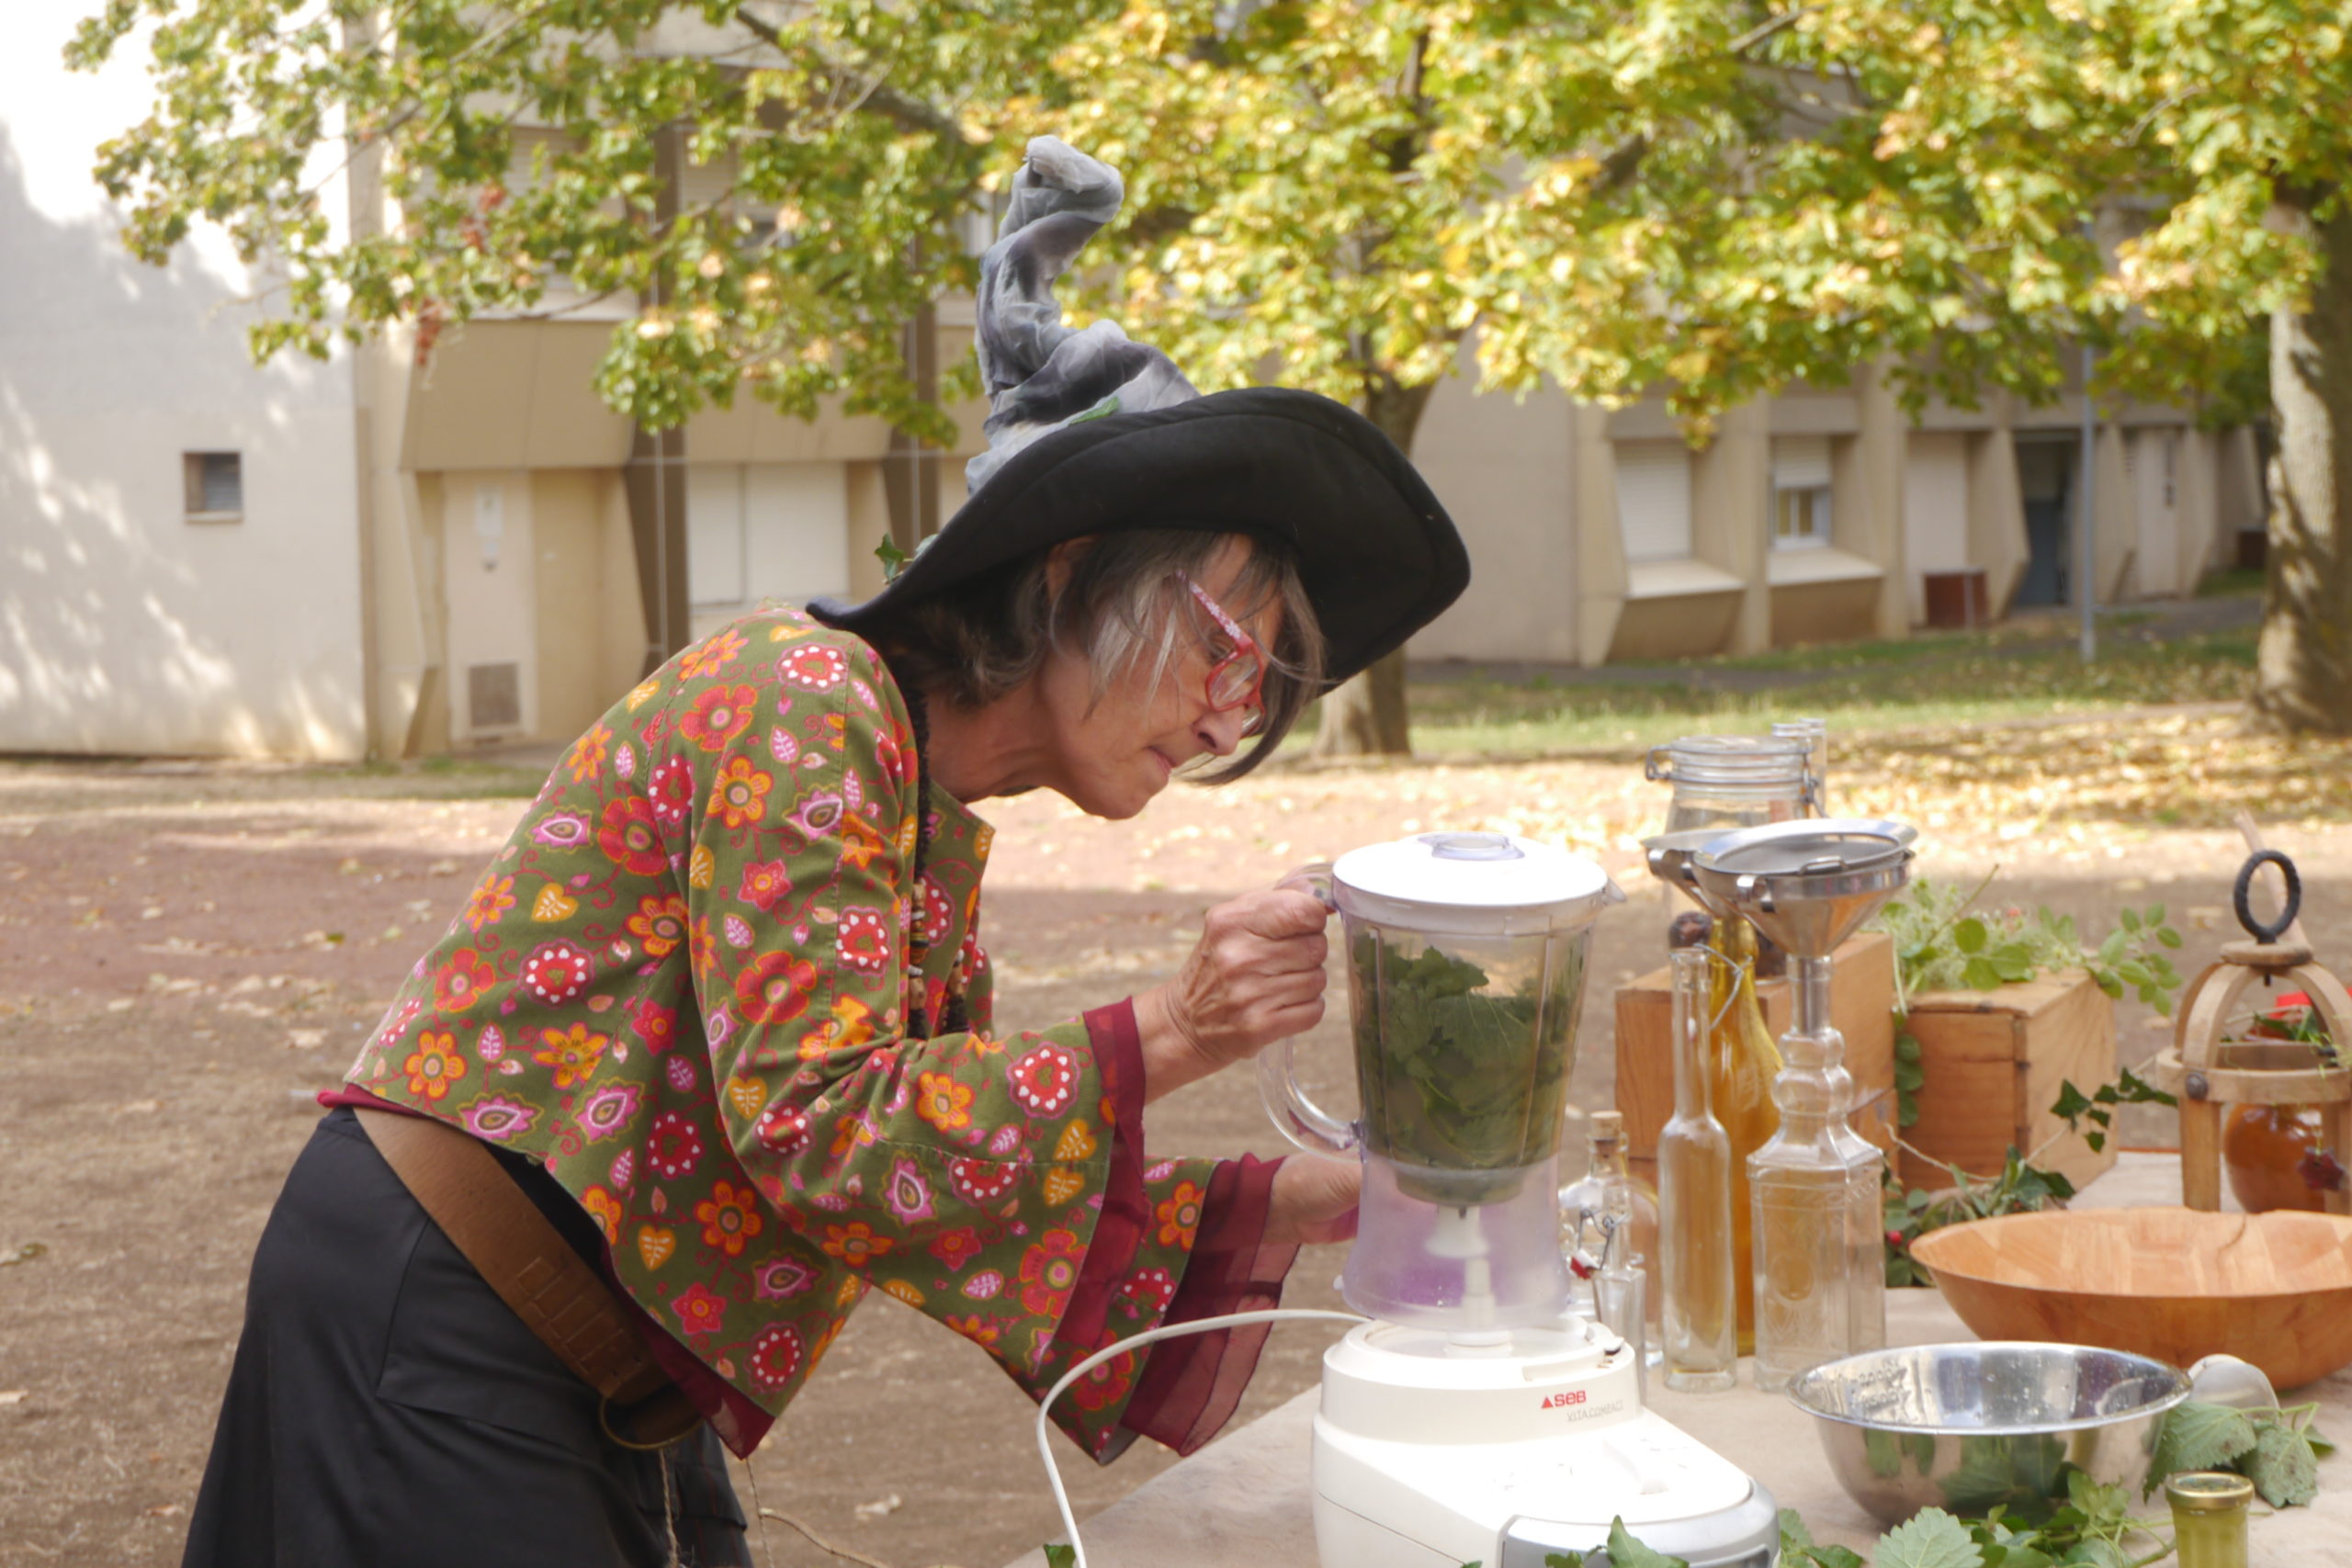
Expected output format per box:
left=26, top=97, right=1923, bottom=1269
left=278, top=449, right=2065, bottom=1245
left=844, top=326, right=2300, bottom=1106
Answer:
left=1613, top=931, right=1897, bottom=1188
left=1898, top=969, right=2117, bottom=1191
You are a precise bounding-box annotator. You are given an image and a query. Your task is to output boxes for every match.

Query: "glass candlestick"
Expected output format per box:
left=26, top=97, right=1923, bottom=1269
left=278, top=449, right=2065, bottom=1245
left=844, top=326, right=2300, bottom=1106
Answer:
left=1659, top=949, right=1736, bottom=1392
left=1749, top=952, right=1886, bottom=1392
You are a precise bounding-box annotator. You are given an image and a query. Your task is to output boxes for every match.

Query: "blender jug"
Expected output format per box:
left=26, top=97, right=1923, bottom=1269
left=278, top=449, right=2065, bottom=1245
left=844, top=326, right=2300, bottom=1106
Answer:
left=1261, top=831, right=1623, bottom=1330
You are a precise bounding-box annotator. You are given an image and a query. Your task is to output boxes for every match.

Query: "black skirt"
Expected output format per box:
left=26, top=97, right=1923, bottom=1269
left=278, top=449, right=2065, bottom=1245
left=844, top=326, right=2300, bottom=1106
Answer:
left=182, top=1110, right=749, bottom=1568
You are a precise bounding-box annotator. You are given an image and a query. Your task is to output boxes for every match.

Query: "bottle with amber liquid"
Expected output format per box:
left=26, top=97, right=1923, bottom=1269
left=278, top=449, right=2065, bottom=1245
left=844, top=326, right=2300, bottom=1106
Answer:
left=1707, top=915, right=1782, bottom=1353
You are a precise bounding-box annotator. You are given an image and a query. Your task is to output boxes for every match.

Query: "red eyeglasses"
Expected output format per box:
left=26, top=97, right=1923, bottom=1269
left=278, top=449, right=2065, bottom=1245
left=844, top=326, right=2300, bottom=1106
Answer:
left=1180, top=572, right=1269, bottom=737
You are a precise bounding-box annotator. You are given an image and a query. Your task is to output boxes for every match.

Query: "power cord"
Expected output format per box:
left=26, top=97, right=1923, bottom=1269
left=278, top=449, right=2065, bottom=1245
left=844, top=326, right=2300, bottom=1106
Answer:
left=1033, top=1307, right=1370, bottom=1568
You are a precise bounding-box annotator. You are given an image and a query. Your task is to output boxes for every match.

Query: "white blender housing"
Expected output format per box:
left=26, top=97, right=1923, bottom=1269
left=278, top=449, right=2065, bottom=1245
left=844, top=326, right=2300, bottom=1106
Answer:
left=1263, top=832, right=1781, bottom=1568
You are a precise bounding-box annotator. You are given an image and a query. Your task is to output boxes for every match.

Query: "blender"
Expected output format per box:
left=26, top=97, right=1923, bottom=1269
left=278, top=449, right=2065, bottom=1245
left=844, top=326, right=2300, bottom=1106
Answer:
left=1261, top=830, right=1782, bottom=1568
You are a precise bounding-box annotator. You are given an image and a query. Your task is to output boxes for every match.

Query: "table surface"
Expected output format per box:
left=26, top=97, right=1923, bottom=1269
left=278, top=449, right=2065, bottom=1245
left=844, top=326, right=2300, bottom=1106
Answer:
left=1003, top=1155, right=2352, bottom=1567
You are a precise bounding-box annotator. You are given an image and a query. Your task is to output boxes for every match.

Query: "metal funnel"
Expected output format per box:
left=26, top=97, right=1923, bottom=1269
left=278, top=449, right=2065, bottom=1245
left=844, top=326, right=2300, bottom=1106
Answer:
left=1689, top=820, right=1915, bottom=960
left=1640, top=829, right=1741, bottom=918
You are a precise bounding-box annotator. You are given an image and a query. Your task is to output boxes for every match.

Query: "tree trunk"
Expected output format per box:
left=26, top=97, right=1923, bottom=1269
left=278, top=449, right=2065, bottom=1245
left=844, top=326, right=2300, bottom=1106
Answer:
left=2255, top=196, right=2352, bottom=736
left=1312, top=377, right=1440, bottom=759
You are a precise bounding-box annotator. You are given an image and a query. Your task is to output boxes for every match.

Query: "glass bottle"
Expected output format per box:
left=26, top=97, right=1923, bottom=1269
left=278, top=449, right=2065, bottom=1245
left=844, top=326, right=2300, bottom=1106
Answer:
left=1770, top=716, right=1829, bottom=818
left=2164, top=1472, right=2253, bottom=1568
left=1707, top=916, right=1782, bottom=1353
left=1748, top=947, right=1886, bottom=1392
left=1559, top=1111, right=1661, bottom=1369
left=1659, top=949, right=1737, bottom=1392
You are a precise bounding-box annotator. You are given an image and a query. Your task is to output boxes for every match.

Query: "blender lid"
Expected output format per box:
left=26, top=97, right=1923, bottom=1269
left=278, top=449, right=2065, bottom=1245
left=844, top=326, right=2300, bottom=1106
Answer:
left=1332, top=831, right=1623, bottom=933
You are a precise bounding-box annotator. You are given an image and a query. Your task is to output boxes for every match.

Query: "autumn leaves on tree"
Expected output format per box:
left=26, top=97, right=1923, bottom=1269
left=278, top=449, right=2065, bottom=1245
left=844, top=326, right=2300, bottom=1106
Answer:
left=72, top=1, right=2352, bottom=738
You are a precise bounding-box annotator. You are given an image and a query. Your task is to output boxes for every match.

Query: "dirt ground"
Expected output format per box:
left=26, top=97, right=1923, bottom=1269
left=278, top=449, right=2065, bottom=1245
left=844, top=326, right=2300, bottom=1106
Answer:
left=3, top=716, right=2348, bottom=1567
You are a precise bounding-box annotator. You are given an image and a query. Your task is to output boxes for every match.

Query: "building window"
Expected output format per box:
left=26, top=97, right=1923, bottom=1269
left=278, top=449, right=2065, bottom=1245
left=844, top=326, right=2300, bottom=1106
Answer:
left=184, top=452, right=243, bottom=522
left=1615, top=442, right=1694, bottom=562
left=1771, top=436, right=1832, bottom=549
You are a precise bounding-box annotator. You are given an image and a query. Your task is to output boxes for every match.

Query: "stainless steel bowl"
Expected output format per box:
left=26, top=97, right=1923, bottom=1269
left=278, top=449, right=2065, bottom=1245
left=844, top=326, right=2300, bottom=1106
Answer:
left=1787, top=1342, right=2190, bottom=1526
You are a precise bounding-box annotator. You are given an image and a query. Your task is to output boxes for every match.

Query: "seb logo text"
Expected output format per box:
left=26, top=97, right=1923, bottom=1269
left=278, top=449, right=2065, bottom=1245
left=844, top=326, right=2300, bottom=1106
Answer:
left=1539, top=1390, right=1588, bottom=1411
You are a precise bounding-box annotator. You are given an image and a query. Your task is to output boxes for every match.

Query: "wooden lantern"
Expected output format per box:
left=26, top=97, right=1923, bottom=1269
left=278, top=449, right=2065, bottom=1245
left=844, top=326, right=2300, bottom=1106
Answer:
left=2146, top=852, right=2352, bottom=1215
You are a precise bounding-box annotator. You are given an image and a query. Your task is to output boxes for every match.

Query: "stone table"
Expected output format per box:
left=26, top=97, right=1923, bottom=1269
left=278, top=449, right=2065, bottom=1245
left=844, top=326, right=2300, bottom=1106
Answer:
left=1005, top=1156, right=2352, bottom=1566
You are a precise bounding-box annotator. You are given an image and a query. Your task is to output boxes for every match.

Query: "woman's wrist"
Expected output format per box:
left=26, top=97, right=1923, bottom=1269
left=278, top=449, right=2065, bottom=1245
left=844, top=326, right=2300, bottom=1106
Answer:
left=1131, top=984, right=1223, bottom=1104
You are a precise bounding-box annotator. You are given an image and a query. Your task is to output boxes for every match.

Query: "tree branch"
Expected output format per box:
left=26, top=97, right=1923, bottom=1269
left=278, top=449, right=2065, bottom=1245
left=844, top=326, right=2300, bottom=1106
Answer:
left=733, top=8, right=972, bottom=151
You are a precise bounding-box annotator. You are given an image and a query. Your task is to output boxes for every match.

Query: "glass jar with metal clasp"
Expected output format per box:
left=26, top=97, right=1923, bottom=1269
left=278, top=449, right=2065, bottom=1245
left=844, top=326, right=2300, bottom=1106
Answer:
left=1645, top=733, right=1816, bottom=839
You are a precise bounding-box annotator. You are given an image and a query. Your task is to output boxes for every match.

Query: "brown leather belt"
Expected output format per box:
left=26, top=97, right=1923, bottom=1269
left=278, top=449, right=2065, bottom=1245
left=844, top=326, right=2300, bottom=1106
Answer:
left=356, top=1106, right=702, bottom=1449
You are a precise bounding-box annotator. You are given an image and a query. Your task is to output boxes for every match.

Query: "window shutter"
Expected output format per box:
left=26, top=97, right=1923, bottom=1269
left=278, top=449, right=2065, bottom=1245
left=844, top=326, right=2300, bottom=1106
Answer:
left=686, top=467, right=747, bottom=606
left=1772, top=436, right=1832, bottom=491
left=1615, top=443, right=1693, bottom=562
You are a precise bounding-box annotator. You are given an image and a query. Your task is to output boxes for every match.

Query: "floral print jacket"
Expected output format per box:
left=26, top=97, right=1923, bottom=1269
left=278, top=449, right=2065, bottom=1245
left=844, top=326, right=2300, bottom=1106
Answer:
left=348, top=606, right=1266, bottom=1461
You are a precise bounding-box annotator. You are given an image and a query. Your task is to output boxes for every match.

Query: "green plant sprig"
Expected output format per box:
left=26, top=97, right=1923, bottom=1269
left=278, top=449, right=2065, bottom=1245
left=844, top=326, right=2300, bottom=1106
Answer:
left=1871, top=875, right=2186, bottom=1017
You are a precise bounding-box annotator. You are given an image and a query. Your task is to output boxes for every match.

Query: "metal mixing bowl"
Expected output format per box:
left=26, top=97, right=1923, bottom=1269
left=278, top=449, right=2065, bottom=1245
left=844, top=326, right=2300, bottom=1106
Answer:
left=1787, top=1342, right=2190, bottom=1526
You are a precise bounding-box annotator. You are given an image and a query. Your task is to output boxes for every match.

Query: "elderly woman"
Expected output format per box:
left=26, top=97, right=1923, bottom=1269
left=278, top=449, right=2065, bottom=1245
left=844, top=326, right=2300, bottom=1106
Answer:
left=181, top=141, right=1467, bottom=1568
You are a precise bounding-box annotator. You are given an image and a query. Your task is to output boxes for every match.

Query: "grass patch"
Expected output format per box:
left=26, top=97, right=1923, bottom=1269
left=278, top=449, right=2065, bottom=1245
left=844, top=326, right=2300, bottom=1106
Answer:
left=1408, top=628, right=2257, bottom=757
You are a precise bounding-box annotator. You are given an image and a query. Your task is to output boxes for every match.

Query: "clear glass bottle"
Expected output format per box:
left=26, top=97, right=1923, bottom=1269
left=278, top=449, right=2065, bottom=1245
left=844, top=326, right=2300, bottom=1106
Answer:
left=2164, top=1472, right=2253, bottom=1568
left=1659, top=949, right=1737, bottom=1392
left=1748, top=949, right=1886, bottom=1392
left=1560, top=1111, right=1661, bottom=1369
left=1708, top=917, right=1781, bottom=1353
left=1769, top=717, right=1829, bottom=818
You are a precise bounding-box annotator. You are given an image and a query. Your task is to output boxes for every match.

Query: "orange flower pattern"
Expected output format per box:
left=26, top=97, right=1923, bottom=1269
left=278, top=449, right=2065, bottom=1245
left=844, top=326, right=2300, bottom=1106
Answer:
left=345, top=608, right=1220, bottom=1461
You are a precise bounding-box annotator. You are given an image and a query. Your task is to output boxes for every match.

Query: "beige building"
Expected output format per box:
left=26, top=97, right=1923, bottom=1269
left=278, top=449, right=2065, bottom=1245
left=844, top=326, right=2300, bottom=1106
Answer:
left=1408, top=355, right=2267, bottom=668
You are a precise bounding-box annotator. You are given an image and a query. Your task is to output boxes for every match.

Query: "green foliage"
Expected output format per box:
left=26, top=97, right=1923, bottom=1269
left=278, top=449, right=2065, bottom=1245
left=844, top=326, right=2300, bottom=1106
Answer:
left=66, top=1, right=1112, bottom=438
left=1872, top=1510, right=1981, bottom=1568
left=1044, top=1546, right=1077, bottom=1568
left=2148, top=1400, right=2330, bottom=1507
left=1871, top=877, right=2185, bottom=1017
left=1355, top=932, right=1570, bottom=1201
left=80, top=3, right=2352, bottom=457
left=2048, top=1068, right=2177, bottom=1156
left=1884, top=1150, right=2075, bottom=1288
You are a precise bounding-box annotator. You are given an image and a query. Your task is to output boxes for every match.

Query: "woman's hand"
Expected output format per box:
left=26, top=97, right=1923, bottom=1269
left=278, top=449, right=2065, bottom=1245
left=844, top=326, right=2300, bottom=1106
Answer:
left=1265, top=1155, right=1360, bottom=1247
left=1133, top=886, right=1329, bottom=1101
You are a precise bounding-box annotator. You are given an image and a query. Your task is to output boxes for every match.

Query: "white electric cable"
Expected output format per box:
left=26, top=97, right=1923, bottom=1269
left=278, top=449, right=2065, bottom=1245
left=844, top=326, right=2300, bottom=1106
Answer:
left=1034, top=1307, right=1369, bottom=1568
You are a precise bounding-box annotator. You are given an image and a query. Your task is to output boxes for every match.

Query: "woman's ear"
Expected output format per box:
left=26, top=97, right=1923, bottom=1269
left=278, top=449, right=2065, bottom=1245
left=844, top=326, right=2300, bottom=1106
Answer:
left=1042, top=536, right=1094, bottom=601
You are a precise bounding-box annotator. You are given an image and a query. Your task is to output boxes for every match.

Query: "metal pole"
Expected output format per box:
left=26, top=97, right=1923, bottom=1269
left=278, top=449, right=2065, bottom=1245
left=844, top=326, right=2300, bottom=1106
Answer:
left=2078, top=344, right=2097, bottom=662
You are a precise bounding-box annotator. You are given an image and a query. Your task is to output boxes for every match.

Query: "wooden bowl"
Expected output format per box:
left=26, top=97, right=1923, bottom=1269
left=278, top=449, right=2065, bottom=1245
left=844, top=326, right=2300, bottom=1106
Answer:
left=1911, top=1207, right=2352, bottom=1392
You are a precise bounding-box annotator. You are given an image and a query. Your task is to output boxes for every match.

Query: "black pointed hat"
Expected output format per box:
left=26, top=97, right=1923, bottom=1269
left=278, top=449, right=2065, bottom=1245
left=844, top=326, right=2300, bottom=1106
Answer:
left=811, top=140, right=1466, bottom=687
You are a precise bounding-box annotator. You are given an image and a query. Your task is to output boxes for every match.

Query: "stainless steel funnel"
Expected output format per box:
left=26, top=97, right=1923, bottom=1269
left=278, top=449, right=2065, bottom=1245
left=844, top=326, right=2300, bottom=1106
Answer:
left=1688, top=820, right=1915, bottom=961
left=1641, top=829, right=1740, bottom=917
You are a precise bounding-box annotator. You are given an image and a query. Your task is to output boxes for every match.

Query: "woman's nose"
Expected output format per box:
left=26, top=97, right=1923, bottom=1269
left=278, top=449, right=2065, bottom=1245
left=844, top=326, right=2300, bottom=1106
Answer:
left=1195, top=705, right=1249, bottom=758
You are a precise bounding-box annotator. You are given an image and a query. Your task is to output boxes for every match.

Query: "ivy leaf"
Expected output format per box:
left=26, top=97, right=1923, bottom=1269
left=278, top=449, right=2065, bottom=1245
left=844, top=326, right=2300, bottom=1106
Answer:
left=2245, top=1422, right=2321, bottom=1507
left=2050, top=1081, right=2096, bottom=1122
left=2147, top=1402, right=2259, bottom=1494
left=1044, top=1546, right=1077, bottom=1568
left=1875, top=1507, right=1984, bottom=1568
left=2064, top=1469, right=2131, bottom=1529
left=1599, top=1517, right=1690, bottom=1568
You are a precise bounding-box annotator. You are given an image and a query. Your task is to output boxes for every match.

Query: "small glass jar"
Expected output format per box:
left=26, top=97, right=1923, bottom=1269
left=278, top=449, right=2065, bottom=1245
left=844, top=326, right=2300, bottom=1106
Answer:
left=1645, top=734, right=1813, bottom=838
left=2165, top=1472, right=2253, bottom=1568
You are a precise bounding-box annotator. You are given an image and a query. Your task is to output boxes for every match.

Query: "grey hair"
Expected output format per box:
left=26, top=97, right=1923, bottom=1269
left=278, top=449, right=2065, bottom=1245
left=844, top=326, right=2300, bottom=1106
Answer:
left=867, top=529, right=1325, bottom=784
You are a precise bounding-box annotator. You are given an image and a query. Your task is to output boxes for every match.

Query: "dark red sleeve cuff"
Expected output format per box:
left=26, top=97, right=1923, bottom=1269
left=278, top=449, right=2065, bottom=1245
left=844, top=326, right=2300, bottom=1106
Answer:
left=1118, top=1153, right=1297, bottom=1457
left=1056, top=1000, right=1152, bottom=1349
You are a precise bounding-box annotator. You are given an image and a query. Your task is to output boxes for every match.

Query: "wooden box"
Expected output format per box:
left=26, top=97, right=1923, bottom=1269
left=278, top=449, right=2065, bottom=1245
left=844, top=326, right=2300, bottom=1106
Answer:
left=1612, top=931, right=1897, bottom=1189
left=1899, top=970, right=2117, bottom=1192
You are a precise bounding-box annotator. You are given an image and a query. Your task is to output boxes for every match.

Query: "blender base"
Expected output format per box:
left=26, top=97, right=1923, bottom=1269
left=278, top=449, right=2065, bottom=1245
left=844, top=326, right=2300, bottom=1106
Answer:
left=1308, top=1315, right=1780, bottom=1568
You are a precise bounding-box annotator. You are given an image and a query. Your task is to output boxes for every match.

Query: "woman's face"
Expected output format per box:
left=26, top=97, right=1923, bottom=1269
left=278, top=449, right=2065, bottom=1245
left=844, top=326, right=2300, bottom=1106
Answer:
left=1034, top=538, right=1281, bottom=821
